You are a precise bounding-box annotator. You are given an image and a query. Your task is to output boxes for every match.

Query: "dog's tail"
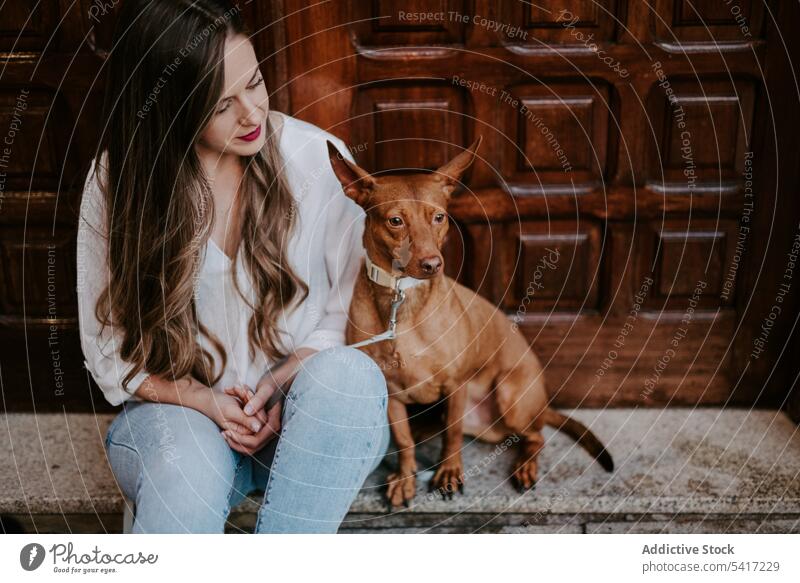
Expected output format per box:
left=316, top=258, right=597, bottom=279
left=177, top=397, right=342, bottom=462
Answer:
left=543, top=408, right=614, bottom=472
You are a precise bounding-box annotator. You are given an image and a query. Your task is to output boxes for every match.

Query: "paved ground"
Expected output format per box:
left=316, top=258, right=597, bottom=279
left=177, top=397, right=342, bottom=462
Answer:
left=1, top=408, right=799, bottom=533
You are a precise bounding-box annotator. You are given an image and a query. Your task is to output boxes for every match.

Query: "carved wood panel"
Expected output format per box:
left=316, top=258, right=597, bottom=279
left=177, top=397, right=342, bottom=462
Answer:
left=501, top=81, right=611, bottom=193
left=352, top=83, right=470, bottom=172
left=652, top=0, right=766, bottom=44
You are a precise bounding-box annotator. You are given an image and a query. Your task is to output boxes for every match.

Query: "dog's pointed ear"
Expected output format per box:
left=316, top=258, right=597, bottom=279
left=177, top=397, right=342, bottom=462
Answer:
left=327, top=140, right=376, bottom=207
left=433, top=136, right=483, bottom=196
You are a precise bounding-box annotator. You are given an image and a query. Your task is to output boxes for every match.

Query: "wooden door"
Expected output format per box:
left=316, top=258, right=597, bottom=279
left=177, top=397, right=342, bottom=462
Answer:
left=1, top=1, right=799, bottom=414
left=270, top=0, right=800, bottom=411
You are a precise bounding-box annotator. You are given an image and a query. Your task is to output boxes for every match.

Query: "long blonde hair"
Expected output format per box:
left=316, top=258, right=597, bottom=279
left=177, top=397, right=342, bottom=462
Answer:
left=94, top=0, right=308, bottom=390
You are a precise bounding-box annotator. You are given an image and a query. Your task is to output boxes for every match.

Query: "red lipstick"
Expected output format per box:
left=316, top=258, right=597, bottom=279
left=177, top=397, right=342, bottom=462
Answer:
left=238, top=124, right=262, bottom=142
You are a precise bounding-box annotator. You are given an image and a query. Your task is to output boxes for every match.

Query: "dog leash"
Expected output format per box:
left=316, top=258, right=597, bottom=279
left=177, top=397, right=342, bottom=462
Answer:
left=346, top=254, right=427, bottom=348
left=347, top=285, right=406, bottom=348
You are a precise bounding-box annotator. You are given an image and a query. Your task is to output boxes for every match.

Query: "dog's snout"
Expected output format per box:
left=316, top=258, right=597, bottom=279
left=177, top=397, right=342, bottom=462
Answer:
left=419, top=256, right=442, bottom=275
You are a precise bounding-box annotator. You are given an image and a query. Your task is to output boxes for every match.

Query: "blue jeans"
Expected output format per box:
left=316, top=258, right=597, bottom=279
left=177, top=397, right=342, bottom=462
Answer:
left=104, top=346, right=390, bottom=533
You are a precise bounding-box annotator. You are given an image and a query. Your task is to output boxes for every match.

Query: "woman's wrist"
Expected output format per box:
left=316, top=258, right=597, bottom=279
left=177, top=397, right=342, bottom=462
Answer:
left=286, top=347, right=319, bottom=371
left=171, top=376, right=211, bottom=414
left=275, top=347, right=318, bottom=387
left=246, top=348, right=320, bottom=416
left=133, top=373, right=212, bottom=416
left=257, top=348, right=317, bottom=387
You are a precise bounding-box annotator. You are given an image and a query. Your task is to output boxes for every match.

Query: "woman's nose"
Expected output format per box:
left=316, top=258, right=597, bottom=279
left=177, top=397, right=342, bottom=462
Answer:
left=239, top=97, right=263, bottom=126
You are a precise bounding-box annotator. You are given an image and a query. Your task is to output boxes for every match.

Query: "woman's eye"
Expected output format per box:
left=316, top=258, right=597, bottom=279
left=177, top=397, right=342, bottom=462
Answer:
left=388, top=216, right=403, bottom=227
left=434, top=213, right=446, bottom=224
left=215, top=77, right=264, bottom=115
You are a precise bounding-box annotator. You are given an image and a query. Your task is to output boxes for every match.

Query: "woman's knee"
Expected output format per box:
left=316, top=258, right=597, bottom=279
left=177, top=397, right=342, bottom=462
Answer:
left=288, top=346, right=388, bottom=424
left=105, top=402, right=240, bottom=506
left=139, top=446, right=239, bottom=526
left=108, top=402, right=230, bottom=459
left=297, top=346, right=386, bottom=397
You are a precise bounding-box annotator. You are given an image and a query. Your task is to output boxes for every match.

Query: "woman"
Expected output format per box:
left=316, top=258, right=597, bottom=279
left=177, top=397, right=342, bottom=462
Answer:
left=77, top=0, right=389, bottom=533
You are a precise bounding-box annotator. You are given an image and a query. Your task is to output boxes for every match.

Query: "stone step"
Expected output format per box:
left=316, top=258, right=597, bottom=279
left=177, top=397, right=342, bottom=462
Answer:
left=1, top=408, right=799, bottom=533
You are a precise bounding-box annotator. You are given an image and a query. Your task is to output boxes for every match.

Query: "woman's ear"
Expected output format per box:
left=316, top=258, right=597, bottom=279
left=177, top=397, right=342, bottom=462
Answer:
left=433, top=136, right=483, bottom=196
left=326, top=141, right=376, bottom=207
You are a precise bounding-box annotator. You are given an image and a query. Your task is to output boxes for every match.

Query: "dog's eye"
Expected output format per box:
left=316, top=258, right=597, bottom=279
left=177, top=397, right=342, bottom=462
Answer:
left=433, top=213, right=446, bottom=224
left=388, top=216, right=403, bottom=227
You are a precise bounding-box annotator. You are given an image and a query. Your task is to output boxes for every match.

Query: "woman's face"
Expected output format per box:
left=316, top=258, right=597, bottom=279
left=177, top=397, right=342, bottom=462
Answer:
left=197, top=34, right=269, bottom=159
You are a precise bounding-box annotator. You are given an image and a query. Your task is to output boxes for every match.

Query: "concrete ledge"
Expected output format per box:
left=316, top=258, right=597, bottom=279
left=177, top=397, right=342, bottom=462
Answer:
left=2, top=409, right=799, bottom=533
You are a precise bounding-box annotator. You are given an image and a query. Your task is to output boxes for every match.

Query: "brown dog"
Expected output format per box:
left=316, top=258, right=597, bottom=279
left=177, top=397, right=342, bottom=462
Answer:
left=327, top=138, right=613, bottom=508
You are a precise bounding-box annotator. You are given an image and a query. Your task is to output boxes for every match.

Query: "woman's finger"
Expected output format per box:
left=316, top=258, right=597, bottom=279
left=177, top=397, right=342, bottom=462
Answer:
left=225, top=385, right=267, bottom=424
left=221, top=421, right=253, bottom=435
left=224, top=385, right=251, bottom=402
left=224, top=430, right=255, bottom=454
left=244, top=379, right=277, bottom=416
left=227, top=404, right=263, bottom=433
left=245, top=355, right=305, bottom=415
left=222, top=432, right=252, bottom=455
left=226, top=421, right=278, bottom=450
left=252, top=407, right=268, bottom=425
left=224, top=428, right=260, bottom=449
left=223, top=387, right=244, bottom=405
left=241, top=389, right=269, bottom=424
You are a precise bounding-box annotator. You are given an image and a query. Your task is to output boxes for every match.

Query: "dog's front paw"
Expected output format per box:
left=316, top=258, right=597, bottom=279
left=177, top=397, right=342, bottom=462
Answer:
left=386, top=471, right=417, bottom=509
left=430, top=458, right=464, bottom=500
left=512, top=458, right=538, bottom=492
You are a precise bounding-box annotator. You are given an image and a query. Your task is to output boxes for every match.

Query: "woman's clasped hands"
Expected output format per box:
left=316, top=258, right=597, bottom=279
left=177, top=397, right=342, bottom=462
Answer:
left=205, top=348, right=318, bottom=455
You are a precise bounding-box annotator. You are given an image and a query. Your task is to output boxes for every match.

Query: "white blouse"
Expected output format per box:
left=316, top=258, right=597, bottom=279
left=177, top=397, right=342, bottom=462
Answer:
left=77, top=111, right=364, bottom=406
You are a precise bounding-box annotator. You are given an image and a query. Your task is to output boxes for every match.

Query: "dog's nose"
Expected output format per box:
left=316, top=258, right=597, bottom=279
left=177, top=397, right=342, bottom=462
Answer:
left=419, top=256, right=442, bottom=275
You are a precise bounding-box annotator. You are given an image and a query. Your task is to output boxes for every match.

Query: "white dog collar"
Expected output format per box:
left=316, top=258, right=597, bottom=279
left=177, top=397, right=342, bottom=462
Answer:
left=364, top=254, right=428, bottom=291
